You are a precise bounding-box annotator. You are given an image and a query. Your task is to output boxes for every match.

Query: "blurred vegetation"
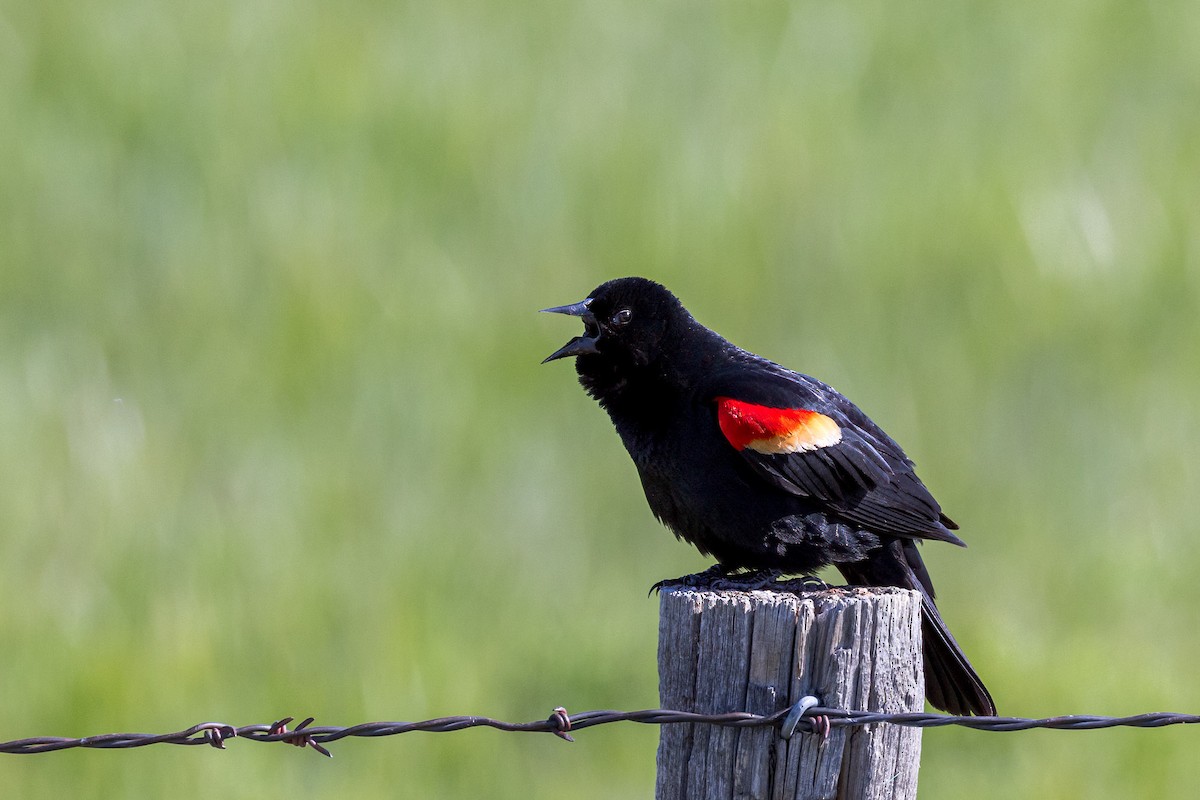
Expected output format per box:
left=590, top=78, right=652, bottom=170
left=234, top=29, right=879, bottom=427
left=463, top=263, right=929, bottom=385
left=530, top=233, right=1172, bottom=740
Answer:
left=2, top=0, right=1198, bottom=796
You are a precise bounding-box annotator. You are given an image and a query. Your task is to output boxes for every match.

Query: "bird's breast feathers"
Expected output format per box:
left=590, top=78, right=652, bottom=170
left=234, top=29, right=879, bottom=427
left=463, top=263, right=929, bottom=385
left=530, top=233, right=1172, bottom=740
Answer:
left=715, top=397, right=843, bottom=454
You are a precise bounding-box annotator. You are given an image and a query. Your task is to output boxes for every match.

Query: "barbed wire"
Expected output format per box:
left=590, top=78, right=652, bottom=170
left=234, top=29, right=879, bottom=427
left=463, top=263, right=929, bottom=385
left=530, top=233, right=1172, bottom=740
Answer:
left=3, top=703, right=1198, bottom=757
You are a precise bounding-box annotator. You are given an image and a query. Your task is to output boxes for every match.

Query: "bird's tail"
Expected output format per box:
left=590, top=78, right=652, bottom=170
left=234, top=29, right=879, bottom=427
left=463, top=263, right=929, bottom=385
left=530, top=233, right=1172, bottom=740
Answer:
left=838, top=539, right=996, bottom=716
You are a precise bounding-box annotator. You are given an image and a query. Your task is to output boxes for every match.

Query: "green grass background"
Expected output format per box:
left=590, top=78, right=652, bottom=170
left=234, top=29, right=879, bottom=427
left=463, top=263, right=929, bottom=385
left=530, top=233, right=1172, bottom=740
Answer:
left=3, top=1, right=1199, bottom=796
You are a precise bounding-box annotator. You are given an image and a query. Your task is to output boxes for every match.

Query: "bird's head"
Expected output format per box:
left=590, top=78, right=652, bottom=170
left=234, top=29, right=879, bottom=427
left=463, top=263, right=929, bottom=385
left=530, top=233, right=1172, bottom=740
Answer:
left=541, top=277, right=683, bottom=369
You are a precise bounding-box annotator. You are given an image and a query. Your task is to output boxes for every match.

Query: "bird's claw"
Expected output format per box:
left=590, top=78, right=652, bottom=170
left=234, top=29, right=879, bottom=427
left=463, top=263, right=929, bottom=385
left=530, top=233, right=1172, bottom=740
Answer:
left=649, top=564, right=732, bottom=595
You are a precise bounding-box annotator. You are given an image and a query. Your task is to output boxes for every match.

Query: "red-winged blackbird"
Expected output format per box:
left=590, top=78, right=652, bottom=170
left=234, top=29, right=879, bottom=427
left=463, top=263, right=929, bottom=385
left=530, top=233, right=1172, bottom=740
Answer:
left=542, top=276, right=995, bottom=716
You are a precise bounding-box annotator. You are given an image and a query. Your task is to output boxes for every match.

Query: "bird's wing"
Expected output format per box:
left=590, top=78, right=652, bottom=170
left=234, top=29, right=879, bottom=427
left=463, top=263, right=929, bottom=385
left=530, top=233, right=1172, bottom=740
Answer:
left=704, top=364, right=964, bottom=545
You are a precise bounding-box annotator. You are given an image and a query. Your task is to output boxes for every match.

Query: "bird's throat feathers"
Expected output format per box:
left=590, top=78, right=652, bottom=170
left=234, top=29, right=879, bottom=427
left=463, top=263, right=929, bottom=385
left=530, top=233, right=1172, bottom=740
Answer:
left=575, top=316, right=720, bottom=414
left=575, top=351, right=666, bottom=417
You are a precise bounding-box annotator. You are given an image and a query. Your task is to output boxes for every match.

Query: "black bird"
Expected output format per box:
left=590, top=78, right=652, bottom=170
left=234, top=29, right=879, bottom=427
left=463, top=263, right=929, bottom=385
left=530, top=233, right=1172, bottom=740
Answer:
left=542, top=276, right=995, bottom=716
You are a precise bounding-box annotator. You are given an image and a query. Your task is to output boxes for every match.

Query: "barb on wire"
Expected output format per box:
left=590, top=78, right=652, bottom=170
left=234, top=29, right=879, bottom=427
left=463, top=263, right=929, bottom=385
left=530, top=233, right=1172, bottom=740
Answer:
left=2, top=705, right=1198, bottom=757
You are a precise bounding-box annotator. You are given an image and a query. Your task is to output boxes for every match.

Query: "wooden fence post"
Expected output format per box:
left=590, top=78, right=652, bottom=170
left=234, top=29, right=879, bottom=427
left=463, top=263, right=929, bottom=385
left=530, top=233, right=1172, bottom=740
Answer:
left=656, top=586, right=924, bottom=800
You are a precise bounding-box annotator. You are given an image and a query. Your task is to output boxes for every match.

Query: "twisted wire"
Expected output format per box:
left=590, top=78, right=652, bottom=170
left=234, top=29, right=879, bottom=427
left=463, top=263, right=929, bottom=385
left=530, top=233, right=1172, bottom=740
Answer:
left=3, top=705, right=1197, bottom=756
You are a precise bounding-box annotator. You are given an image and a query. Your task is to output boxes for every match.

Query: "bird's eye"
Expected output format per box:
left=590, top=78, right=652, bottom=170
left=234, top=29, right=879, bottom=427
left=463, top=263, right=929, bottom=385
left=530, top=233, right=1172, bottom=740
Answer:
left=611, top=308, right=632, bottom=326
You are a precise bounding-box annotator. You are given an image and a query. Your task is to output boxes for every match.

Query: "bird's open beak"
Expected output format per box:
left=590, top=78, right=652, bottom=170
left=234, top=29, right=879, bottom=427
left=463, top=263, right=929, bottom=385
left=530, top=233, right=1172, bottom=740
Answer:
left=541, top=299, right=600, bottom=363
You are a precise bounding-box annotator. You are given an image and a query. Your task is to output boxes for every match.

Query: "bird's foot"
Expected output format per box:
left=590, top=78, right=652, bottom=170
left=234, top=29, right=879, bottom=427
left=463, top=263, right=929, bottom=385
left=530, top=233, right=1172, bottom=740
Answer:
left=708, top=568, right=787, bottom=591
left=773, top=575, right=831, bottom=593
left=649, top=564, right=734, bottom=595
left=709, top=570, right=830, bottom=593
left=651, top=567, right=830, bottom=595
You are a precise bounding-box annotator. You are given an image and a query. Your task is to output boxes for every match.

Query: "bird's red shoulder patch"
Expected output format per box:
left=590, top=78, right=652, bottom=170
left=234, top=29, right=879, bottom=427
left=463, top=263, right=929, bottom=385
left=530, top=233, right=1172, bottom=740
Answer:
left=715, top=397, right=842, bottom=454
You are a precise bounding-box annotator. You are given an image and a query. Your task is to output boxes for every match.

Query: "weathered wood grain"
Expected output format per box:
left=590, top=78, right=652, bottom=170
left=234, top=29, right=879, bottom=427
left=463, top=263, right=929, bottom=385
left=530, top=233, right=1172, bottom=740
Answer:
left=656, top=587, right=923, bottom=800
